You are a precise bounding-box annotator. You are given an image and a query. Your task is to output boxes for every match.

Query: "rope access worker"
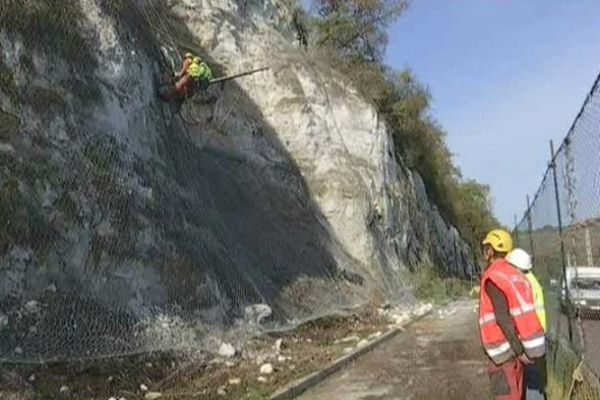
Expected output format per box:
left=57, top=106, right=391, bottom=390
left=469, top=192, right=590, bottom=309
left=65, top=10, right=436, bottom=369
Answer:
left=478, top=229, right=546, bottom=400
left=506, top=248, right=547, bottom=400
left=163, top=52, right=213, bottom=101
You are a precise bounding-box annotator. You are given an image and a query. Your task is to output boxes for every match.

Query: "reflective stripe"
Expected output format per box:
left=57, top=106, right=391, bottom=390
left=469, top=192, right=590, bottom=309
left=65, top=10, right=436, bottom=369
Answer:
left=479, top=313, right=495, bottom=325
left=509, top=303, right=536, bottom=317
left=522, top=335, right=545, bottom=349
left=486, top=342, right=511, bottom=357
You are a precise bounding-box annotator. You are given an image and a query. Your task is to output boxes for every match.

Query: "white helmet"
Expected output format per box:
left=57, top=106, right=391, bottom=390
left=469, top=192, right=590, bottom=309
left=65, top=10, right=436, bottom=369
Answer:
left=506, top=248, right=532, bottom=271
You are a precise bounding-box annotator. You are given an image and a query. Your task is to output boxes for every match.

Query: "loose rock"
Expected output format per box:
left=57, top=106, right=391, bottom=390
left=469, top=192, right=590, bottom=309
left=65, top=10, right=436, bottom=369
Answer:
left=357, top=339, right=369, bottom=348
left=0, top=314, right=8, bottom=330
left=228, top=378, right=241, bottom=385
left=140, top=384, right=148, bottom=392
left=244, top=304, right=273, bottom=325
left=260, top=363, right=274, bottom=374
left=335, top=335, right=359, bottom=344
left=25, top=301, right=39, bottom=313
left=257, top=376, right=268, bottom=383
left=144, top=393, right=162, bottom=400
left=218, top=343, right=236, bottom=358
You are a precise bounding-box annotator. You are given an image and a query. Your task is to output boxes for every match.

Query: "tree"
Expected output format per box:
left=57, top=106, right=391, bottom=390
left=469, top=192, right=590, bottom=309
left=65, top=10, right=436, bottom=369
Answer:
left=453, top=180, right=500, bottom=257
left=311, top=0, right=408, bottom=63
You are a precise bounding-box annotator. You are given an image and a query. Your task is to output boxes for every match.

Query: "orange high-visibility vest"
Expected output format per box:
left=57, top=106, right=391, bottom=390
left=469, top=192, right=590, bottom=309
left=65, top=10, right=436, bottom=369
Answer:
left=479, top=258, right=546, bottom=365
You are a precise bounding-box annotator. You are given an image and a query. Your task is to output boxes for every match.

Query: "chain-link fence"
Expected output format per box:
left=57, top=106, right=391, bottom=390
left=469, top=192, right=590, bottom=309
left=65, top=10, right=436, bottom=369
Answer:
left=514, top=70, right=600, bottom=399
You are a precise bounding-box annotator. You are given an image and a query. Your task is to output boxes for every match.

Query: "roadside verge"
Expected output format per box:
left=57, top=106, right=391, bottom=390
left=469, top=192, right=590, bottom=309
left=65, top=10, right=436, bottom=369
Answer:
left=270, top=309, right=433, bottom=400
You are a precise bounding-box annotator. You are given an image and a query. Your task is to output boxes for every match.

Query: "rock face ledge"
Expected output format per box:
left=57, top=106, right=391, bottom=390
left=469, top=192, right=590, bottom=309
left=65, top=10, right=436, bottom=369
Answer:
left=0, top=0, right=473, bottom=360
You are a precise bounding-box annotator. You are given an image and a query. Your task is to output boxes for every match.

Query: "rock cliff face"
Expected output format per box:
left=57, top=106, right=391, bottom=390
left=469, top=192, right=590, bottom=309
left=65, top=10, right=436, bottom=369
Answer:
left=0, top=0, right=474, bottom=360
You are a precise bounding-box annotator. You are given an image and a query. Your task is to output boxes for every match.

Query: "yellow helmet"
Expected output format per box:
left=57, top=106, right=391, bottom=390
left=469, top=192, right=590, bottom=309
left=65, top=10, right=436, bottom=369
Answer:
left=193, top=56, right=201, bottom=64
left=482, top=229, right=513, bottom=253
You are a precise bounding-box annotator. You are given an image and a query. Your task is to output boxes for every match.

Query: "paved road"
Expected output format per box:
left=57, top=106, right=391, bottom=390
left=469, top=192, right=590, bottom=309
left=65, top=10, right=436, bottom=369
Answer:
left=298, top=301, right=491, bottom=400
left=582, top=319, right=600, bottom=375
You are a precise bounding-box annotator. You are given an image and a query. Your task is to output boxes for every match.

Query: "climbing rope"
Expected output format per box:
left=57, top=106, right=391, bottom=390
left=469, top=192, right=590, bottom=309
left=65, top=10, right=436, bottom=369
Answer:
left=213, top=83, right=242, bottom=132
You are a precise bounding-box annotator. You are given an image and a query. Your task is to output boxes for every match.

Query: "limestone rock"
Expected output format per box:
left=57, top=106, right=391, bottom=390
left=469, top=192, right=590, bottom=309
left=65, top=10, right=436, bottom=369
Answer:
left=260, top=363, right=274, bottom=375
left=218, top=343, right=236, bottom=358
left=0, top=0, right=474, bottom=363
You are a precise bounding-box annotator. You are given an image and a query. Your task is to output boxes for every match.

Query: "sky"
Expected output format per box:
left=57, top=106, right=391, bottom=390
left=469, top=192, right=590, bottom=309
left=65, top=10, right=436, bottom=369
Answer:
left=384, top=0, right=600, bottom=227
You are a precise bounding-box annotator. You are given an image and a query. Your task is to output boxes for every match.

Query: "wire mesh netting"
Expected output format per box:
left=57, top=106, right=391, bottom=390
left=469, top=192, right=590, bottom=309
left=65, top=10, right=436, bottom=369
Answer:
left=514, top=71, right=600, bottom=399
left=0, top=0, right=434, bottom=365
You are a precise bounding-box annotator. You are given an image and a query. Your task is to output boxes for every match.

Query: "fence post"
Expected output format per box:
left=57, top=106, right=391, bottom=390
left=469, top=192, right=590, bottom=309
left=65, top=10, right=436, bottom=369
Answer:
left=550, top=140, right=573, bottom=343
left=526, top=195, right=536, bottom=263
left=585, top=228, right=594, bottom=266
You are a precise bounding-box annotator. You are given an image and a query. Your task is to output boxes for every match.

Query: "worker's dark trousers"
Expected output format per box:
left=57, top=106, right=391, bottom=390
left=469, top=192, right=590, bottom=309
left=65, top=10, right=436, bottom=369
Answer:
left=523, top=357, right=546, bottom=400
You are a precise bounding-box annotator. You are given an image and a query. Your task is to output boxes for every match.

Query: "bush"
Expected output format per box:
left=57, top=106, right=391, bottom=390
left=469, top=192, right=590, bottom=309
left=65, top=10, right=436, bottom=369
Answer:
left=410, top=262, right=472, bottom=304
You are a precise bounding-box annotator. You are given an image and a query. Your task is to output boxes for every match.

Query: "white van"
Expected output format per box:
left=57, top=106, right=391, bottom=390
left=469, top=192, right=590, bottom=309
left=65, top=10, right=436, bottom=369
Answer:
left=561, top=266, right=600, bottom=318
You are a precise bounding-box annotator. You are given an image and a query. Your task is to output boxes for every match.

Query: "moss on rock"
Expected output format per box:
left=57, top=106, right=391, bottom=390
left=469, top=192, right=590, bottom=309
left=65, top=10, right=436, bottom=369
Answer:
left=0, top=0, right=94, bottom=68
left=0, top=178, right=56, bottom=252
left=24, top=86, right=66, bottom=114
left=0, top=109, right=20, bottom=140
left=0, top=58, right=18, bottom=103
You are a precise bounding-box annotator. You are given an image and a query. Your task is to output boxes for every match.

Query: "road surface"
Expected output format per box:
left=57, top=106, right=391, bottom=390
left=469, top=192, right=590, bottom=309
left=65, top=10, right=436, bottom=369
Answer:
left=298, top=301, right=491, bottom=400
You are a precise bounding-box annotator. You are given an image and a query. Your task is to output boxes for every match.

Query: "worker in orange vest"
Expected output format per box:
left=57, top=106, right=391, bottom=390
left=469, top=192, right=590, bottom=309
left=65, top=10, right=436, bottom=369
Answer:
left=479, top=229, right=546, bottom=400
left=161, top=53, right=213, bottom=102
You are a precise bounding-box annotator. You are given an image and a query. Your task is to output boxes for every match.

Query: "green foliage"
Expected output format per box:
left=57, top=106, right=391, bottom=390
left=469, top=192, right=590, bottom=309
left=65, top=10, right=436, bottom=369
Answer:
left=453, top=180, right=499, bottom=259
left=313, top=0, right=408, bottom=62
left=411, top=262, right=471, bottom=304
left=0, top=0, right=93, bottom=67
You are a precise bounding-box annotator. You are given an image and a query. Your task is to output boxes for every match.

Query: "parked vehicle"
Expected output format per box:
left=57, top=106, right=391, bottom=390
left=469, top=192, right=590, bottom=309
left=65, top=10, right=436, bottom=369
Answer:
left=560, top=266, right=600, bottom=318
